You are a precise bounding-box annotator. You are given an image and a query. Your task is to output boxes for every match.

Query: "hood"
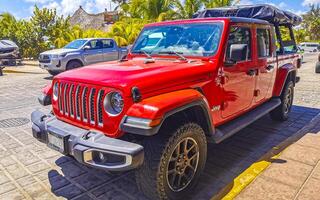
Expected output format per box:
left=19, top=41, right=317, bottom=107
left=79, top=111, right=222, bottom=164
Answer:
left=56, top=58, right=216, bottom=97
left=41, top=48, right=78, bottom=55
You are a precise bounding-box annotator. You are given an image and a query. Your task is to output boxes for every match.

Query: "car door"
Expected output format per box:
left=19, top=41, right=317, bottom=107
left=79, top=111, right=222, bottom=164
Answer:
left=221, top=25, right=256, bottom=119
left=83, top=39, right=104, bottom=64
left=254, top=26, right=277, bottom=103
left=102, top=39, right=119, bottom=61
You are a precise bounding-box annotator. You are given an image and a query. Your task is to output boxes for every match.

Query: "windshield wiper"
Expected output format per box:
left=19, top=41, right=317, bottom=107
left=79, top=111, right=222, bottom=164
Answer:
left=159, top=51, right=187, bottom=61
left=132, top=50, right=153, bottom=59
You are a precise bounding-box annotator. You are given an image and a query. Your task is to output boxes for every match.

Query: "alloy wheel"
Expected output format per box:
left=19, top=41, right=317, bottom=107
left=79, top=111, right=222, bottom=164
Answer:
left=166, top=137, right=199, bottom=192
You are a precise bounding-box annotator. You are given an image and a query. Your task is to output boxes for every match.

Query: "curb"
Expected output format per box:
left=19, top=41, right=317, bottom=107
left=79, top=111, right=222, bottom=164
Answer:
left=212, top=112, right=320, bottom=200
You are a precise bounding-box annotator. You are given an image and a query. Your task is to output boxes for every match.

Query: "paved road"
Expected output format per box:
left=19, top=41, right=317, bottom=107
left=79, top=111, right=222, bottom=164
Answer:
left=0, top=54, right=319, bottom=200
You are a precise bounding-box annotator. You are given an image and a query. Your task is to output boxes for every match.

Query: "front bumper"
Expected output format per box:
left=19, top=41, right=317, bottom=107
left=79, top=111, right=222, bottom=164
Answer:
left=31, top=110, right=144, bottom=171
left=39, top=58, right=66, bottom=71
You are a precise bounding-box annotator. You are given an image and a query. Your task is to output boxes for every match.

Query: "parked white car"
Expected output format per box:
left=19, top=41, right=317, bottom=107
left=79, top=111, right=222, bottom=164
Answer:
left=299, top=42, right=319, bottom=53
left=39, top=38, right=128, bottom=76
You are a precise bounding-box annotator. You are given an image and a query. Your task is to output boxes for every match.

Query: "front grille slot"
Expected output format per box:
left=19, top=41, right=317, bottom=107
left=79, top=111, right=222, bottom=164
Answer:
left=75, top=85, right=81, bottom=120
left=82, top=87, right=88, bottom=122
left=89, top=88, right=96, bottom=125
left=56, top=82, right=105, bottom=127
left=97, top=90, right=104, bottom=126
left=69, top=84, right=75, bottom=117
left=58, top=83, right=63, bottom=113
left=63, top=84, right=69, bottom=115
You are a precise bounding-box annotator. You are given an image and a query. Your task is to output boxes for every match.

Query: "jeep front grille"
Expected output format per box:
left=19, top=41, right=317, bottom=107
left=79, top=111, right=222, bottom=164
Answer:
left=57, top=82, right=105, bottom=127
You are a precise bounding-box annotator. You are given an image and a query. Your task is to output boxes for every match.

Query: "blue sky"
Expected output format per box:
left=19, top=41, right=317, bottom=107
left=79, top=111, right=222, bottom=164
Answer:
left=0, top=0, right=319, bottom=19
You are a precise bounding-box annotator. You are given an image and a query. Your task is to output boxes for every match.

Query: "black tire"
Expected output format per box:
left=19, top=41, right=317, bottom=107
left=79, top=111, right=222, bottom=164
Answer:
left=48, top=70, right=60, bottom=76
left=270, top=81, right=294, bottom=121
left=135, top=122, right=207, bottom=200
left=66, top=60, right=82, bottom=70
left=316, top=62, right=320, bottom=73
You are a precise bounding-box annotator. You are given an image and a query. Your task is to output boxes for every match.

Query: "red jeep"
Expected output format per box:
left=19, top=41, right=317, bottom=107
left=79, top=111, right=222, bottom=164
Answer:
left=31, top=5, right=302, bottom=200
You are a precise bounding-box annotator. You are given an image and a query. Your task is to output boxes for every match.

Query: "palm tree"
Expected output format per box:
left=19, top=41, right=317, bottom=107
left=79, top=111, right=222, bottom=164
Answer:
left=122, top=0, right=178, bottom=21
left=107, top=18, right=147, bottom=46
left=174, top=0, right=203, bottom=19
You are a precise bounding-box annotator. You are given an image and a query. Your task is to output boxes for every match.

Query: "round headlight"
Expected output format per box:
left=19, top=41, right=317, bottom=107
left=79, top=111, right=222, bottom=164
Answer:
left=104, top=92, right=124, bottom=116
left=53, top=83, right=58, bottom=101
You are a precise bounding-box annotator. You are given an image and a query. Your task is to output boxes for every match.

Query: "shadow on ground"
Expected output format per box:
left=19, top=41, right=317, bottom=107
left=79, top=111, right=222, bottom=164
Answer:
left=43, top=76, right=54, bottom=80
left=47, top=105, right=320, bottom=200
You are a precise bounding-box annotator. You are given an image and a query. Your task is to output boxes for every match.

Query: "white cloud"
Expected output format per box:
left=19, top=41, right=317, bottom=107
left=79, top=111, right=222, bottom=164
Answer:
left=278, top=2, right=287, bottom=9
left=302, top=0, right=320, bottom=6
left=27, top=0, right=116, bottom=17
left=24, top=0, right=52, bottom=3
left=95, top=0, right=116, bottom=12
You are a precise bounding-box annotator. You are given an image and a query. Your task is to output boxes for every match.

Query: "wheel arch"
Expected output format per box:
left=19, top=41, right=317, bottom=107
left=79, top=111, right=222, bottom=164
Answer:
left=273, top=65, right=297, bottom=97
left=121, top=89, right=215, bottom=137
left=158, top=101, right=214, bottom=137
left=66, top=59, right=83, bottom=69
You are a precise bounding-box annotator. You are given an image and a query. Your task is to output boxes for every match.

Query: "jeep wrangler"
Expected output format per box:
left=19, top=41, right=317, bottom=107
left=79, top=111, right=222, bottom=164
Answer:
left=31, top=5, right=302, bottom=200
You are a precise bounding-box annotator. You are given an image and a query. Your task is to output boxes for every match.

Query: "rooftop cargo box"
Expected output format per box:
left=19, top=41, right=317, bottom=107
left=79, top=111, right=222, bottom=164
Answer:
left=193, top=4, right=302, bottom=26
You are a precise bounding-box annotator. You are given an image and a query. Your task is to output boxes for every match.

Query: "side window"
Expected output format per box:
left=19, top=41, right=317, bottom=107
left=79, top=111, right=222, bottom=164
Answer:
left=226, top=26, right=251, bottom=61
left=102, top=40, right=114, bottom=48
left=257, top=28, right=271, bottom=58
left=87, top=40, right=103, bottom=50
left=279, top=26, right=296, bottom=54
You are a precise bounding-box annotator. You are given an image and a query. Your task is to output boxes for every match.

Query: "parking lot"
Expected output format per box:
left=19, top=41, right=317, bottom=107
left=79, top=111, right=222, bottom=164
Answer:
left=0, top=53, right=319, bottom=200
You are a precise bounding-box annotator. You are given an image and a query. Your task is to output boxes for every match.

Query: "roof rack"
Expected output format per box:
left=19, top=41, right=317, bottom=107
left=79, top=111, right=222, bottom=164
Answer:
left=193, top=4, right=302, bottom=26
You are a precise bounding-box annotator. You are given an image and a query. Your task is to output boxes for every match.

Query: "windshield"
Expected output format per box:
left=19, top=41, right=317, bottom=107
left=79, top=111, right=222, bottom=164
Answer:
left=132, top=23, right=223, bottom=57
left=64, top=39, right=88, bottom=49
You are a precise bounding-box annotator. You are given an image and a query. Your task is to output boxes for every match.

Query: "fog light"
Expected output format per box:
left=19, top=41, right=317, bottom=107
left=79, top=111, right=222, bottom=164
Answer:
left=98, top=152, right=107, bottom=162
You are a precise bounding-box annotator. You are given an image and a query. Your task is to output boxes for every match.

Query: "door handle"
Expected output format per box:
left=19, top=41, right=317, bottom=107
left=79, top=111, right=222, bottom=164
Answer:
left=266, top=65, right=274, bottom=71
left=247, top=69, right=256, bottom=76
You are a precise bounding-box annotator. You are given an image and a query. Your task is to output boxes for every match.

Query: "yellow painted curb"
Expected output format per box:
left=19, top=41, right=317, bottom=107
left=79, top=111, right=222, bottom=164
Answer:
left=217, top=153, right=280, bottom=200
left=3, top=69, right=45, bottom=74
left=212, top=112, right=320, bottom=200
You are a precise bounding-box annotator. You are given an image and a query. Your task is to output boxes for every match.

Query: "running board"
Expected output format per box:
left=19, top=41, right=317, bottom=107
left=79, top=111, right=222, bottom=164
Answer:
left=213, top=99, right=281, bottom=143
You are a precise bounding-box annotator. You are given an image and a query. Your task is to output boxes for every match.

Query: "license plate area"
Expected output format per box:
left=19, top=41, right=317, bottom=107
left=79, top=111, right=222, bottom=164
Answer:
left=47, top=131, right=69, bottom=154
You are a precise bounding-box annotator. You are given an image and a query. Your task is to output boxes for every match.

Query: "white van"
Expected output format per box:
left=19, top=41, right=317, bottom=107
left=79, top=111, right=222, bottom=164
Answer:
left=299, top=42, right=319, bottom=52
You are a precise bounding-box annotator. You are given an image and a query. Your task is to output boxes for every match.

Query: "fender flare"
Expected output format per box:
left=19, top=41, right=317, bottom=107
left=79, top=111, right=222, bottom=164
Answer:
left=38, top=83, right=52, bottom=106
left=273, top=64, right=296, bottom=97
left=120, top=89, right=214, bottom=136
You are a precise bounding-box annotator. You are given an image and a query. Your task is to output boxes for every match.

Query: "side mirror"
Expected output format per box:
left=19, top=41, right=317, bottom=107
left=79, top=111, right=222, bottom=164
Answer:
left=225, top=44, right=248, bottom=66
left=83, top=45, right=91, bottom=50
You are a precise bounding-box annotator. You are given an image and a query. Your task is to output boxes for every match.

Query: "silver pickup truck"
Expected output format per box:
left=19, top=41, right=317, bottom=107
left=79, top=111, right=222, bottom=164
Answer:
left=39, top=38, right=128, bottom=75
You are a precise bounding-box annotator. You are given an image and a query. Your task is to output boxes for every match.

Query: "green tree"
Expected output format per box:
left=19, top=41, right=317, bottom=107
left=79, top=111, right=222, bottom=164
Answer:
left=201, top=0, right=239, bottom=8
left=294, top=29, right=307, bottom=44
left=107, top=18, right=148, bottom=46
left=0, top=13, right=18, bottom=41
left=301, top=4, right=320, bottom=41
left=121, top=0, right=178, bottom=21
left=30, top=6, right=71, bottom=55
left=174, top=0, right=203, bottom=19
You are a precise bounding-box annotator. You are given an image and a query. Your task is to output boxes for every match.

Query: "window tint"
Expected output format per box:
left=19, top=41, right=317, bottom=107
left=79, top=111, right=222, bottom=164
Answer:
left=87, top=40, right=103, bottom=49
left=257, top=28, right=271, bottom=57
left=102, top=39, right=114, bottom=48
left=226, top=26, right=251, bottom=61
